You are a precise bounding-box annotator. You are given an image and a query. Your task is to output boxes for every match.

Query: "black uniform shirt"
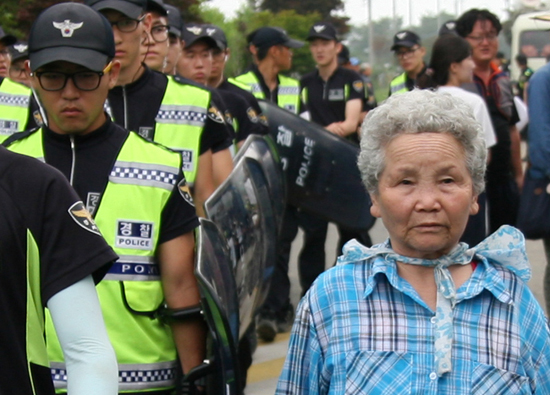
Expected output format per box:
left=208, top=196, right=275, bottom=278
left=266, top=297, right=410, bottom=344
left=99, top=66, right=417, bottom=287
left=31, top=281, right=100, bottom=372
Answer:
left=300, top=67, right=365, bottom=127
left=16, top=118, right=199, bottom=243
left=0, top=146, right=117, bottom=394
left=219, top=79, right=269, bottom=136
left=107, top=66, right=232, bottom=154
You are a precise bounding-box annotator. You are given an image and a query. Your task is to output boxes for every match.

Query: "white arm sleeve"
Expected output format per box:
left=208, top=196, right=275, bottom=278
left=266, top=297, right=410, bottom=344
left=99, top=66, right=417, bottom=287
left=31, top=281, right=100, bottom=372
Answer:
left=47, top=275, right=118, bottom=395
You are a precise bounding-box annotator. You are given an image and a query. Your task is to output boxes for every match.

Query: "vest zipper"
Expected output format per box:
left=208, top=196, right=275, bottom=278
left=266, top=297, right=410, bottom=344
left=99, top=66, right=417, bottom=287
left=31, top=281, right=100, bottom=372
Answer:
left=123, top=85, right=128, bottom=129
left=69, top=135, right=76, bottom=186
left=323, top=81, right=328, bottom=100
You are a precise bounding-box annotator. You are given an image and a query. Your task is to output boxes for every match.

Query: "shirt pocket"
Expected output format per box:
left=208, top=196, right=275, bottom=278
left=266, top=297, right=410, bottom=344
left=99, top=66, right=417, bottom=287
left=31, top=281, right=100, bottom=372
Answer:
left=345, top=351, right=412, bottom=395
left=472, top=362, right=530, bottom=395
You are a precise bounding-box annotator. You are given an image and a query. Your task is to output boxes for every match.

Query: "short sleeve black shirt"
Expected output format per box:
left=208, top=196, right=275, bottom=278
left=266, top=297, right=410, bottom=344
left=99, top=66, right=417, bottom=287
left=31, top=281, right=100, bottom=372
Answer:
left=300, top=67, right=366, bottom=127
left=0, top=146, right=117, bottom=394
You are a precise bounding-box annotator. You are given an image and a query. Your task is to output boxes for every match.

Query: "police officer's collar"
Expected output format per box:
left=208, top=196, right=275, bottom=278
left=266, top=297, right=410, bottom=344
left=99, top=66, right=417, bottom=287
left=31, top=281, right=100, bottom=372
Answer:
left=250, top=63, right=280, bottom=93
left=314, top=65, right=343, bottom=81
left=111, top=63, right=156, bottom=92
left=43, top=116, right=117, bottom=145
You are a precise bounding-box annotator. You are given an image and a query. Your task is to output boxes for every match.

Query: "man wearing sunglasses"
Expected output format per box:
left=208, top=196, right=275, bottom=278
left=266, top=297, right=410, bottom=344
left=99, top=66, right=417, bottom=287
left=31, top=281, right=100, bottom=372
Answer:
left=4, top=3, right=205, bottom=394
left=87, top=0, right=233, bottom=215
left=388, top=30, right=426, bottom=96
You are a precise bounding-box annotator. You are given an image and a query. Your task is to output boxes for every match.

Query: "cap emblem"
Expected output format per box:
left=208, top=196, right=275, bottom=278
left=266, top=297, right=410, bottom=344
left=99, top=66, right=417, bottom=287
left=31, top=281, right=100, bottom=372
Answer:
left=186, top=26, right=202, bottom=35
left=206, top=28, right=216, bottom=36
left=13, top=44, right=28, bottom=53
left=53, top=20, right=84, bottom=38
left=396, top=32, right=407, bottom=40
left=313, top=25, right=326, bottom=33
left=445, top=22, right=456, bottom=30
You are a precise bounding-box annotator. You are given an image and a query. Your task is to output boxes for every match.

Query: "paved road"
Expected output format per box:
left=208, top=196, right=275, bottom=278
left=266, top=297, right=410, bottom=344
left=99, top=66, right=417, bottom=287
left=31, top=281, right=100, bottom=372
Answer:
left=244, top=218, right=548, bottom=394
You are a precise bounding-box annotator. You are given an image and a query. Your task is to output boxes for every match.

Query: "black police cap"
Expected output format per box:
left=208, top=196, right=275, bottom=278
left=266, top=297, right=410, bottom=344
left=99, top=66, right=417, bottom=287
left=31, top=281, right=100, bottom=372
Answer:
left=182, top=23, right=217, bottom=49
left=165, top=4, right=183, bottom=38
left=0, top=26, right=17, bottom=47
left=251, top=27, right=304, bottom=50
left=307, top=22, right=338, bottom=41
left=9, top=41, right=28, bottom=62
left=391, top=30, right=421, bottom=51
left=28, top=2, right=115, bottom=72
left=86, top=0, right=146, bottom=19
left=202, top=24, right=227, bottom=51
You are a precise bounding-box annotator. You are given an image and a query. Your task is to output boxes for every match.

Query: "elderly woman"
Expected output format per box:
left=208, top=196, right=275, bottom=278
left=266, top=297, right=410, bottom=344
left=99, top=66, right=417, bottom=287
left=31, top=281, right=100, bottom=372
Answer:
left=276, top=90, right=550, bottom=394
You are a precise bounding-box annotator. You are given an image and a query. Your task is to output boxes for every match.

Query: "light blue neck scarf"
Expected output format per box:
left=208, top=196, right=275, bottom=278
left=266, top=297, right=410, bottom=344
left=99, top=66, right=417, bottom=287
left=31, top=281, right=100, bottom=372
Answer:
left=338, top=225, right=530, bottom=377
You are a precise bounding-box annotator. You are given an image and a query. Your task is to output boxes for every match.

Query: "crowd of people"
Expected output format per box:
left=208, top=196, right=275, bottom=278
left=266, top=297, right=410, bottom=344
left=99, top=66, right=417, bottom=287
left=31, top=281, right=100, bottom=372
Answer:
left=0, top=1, right=549, bottom=394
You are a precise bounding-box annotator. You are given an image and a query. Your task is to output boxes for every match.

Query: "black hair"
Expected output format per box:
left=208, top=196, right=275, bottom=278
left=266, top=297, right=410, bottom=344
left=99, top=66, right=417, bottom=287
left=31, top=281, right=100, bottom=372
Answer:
left=455, top=8, right=502, bottom=38
left=516, top=53, right=527, bottom=66
left=417, top=34, right=471, bottom=89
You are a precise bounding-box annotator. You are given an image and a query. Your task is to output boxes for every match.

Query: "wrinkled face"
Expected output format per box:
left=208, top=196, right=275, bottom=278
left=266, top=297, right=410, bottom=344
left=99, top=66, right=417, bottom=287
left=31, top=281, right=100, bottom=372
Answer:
left=144, top=12, right=169, bottom=71
left=465, top=20, right=499, bottom=65
left=370, top=133, right=478, bottom=259
left=101, top=10, right=148, bottom=73
left=177, top=40, right=212, bottom=84
left=30, top=60, right=120, bottom=135
left=163, top=34, right=183, bottom=75
left=451, top=55, right=475, bottom=84
left=309, top=38, right=340, bottom=67
left=394, top=45, right=425, bottom=74
left=0, top=44, right=11, bottom=77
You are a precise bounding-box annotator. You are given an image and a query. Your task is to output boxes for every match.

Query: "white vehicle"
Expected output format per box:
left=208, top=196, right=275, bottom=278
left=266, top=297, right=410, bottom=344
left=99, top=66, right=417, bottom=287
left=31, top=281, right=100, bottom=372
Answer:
left=510, top=10, right=550, bottom=81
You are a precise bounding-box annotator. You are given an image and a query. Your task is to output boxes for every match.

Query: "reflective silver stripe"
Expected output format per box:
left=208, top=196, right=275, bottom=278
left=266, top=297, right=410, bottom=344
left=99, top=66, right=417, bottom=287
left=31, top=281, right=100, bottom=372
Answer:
left=390, top=82, right=406, bottom=94
left=250, top=83, right=262, bottom=94
left=0, top=92, right=29, bottom=107
left=110, top=161, right=178, bottom=191
left=51, top=361, right=178, bottom=391
left=156, top=104, right=207, bottom=126
left=104, top=255, right=159, bottom=281
left=278, top=86, right=300, bottom=95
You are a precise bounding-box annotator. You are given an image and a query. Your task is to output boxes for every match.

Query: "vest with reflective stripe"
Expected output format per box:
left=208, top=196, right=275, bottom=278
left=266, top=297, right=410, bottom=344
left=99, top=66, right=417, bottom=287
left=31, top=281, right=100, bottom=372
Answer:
left=389, top=72, right=409, bottom=95
left=0, top=78, right=31, bottom=142
left=8, top=129, right=182, bottom=393
left=153, top=76, right=209, bottom=186
left=234, top=71, right=300, bottom=114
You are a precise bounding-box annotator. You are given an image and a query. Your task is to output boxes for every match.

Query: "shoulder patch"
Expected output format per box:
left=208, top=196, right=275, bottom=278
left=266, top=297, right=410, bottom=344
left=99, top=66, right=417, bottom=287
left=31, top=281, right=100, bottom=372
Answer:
left=178, top=179, right=195, bottom=206
left=208, top=105, right=225, bottom=124
left=224, top=110, right=234, bottom=127
left=353, top=80, right=364, bottom=93
left=68, top=201, right=102, bottom=236
left=247, top=107, right=259, bottom=123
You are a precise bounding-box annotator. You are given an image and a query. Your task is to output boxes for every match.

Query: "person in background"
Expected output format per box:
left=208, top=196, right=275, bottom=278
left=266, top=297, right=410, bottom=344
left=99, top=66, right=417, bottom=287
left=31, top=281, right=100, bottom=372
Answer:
left=0, top=26, right=14, bottom=78
left=234, top=26, right=303, bottom=115
left=389, top=30, right=426, bottom=95
left=8, top=41, right=30, bottom=87
left=6, top=2, right=205, bottom=393
left=360, top=62, right=377, bottom=108
left=495, top=51, right=510, bottom=75
left=516, top=53, right=533, bottom=104
left=162, top=3, right=183, bottom=75
left=417, top=34, right=496, bottom=246
left=143, top=0, right=170, bottom=72
left=456, top=8, right=522, bottom=233
left=276, top=89, right=550, bottom=395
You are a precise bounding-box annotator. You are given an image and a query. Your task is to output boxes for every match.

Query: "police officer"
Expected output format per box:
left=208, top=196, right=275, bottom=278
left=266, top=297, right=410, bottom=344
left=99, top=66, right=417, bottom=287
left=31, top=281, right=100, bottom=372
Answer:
left=8, top=41, right=30, bottom=87
left=234, top=26, right=303, bottom=115
left=178, top=23, right=266, bottom=152
left=205, top=23, right=269, bottom=146
left=143, top=0, right=170, bottom=72
left=0, top=27, right=41, bottom=141
left=162, top=4, right=183, bottom=76
left=87, top=0, right=233, bottom=215
left=5, top=3, right=205, bottom=393
left=389, top=30, right=427, bottom=96
left=0, top=152, right=118, bottom=393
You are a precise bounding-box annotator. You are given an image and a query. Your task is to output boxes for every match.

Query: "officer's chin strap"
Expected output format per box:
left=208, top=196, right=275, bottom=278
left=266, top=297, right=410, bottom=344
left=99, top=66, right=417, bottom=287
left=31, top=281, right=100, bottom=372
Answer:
left=157, top=304, right=210, bottom=395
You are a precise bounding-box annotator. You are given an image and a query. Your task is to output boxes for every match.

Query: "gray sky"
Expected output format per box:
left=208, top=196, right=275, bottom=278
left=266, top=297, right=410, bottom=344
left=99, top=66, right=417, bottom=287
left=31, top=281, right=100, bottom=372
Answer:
left=208, top=0, right=515, bottom=26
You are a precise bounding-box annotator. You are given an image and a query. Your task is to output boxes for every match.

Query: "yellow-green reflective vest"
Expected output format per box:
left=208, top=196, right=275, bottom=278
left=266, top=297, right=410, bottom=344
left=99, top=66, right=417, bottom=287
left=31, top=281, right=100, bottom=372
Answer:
left=8, top=129, right=183, bottom=393
left=389, top=72, right=409, bottom=96
left=234, top=71, right=300, bottom=114
left=153, top=76, right=210, bottom=185
left=0, top=78, right=31, bottom=142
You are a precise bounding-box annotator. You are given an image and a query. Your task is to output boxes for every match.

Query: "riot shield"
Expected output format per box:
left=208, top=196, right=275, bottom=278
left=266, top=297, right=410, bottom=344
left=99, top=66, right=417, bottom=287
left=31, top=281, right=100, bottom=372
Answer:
left=259, top=100, right=375, bottom=231
left=234, top=134, right=286, bottom=234
left=204, top=156, right=276, bottom=339
left=193, top=218, right=240, bottom=394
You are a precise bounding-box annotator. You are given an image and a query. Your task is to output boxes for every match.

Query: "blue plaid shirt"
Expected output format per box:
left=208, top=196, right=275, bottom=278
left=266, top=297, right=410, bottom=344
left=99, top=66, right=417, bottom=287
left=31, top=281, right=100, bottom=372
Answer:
left=276, top=244, right=550, bottom=394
